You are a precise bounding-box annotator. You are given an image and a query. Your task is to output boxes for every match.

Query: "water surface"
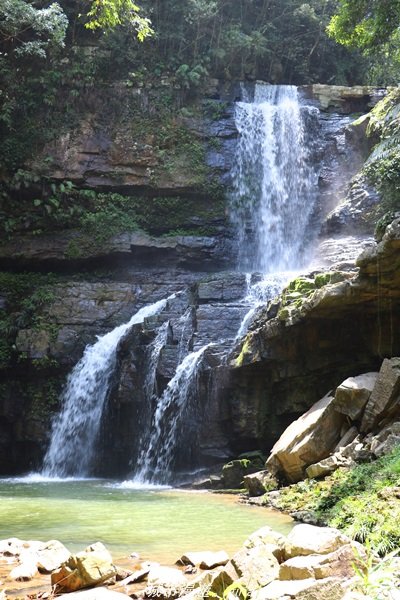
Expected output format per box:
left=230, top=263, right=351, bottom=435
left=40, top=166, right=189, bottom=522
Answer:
left=0, top=479, right=292, bottom=563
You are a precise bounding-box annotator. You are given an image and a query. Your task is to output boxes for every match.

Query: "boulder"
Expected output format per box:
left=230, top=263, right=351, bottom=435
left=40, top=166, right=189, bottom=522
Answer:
left=266, top=394, right=346, bottom=483
left=231, top=545, right=280, bottom=591
left=222, top=460, right=253, bottom=488
left=145, top=566, right=188, bottom=599
left=0, top=537, right=25, bottom=557
left=333, top=426, right=359, bottom=452
left=305, top=454, right=352, bottom=479
left=37, top=539, right=71, bottom=573
left=306, top=84, right=383, bottom=112
left=284, top=525, right=350, bottom=559
left=116, top=562, right=152, bottom=585
left=252, top=576, right=345, bottom=600
left=207, top=563, right=238, bottom=597
left=361, top=358, right=400, bottom=432
left=51, top=542, right=116, bottom=593
left=10, top=558, right=38, bottom=581
left=243, top=526, right=286, bottom=562
left=243, top=470, right=278, bottom=496
left=372, top=432, right=400, bottom=458
left=334, top=373, right=378, bottom=421
left=178, top=550, right=229, bottom=569
left=279, top=543, right=366, bottom=581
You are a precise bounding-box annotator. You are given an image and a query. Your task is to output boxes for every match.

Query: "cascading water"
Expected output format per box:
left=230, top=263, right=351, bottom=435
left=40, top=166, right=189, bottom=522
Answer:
left=230, top=84, right=318, bottom=273
left=42, top=83, right=321, bottom=485
left=134, top=344, right=211, bottom=484
left=42, top=297, right=172, bottom=478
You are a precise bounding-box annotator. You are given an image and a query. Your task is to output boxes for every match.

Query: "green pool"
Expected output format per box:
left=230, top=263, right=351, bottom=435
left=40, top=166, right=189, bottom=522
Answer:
left=0, top=477, right=292, bottom=563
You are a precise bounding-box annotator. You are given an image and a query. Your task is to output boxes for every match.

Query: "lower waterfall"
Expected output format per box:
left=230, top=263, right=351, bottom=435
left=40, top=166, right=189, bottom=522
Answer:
left=42, top=297, right=173, bottom=478
left=134, top=344, right=212, bottom=484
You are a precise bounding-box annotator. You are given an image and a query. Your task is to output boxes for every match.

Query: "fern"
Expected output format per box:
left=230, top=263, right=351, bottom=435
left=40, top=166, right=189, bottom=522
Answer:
left=367, top=132, right=400, bottom=163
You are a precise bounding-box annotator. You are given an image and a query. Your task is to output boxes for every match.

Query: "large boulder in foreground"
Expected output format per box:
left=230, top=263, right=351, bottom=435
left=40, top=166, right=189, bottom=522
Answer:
left=51, top=542, right=116, bottom=593
left=284, top=525, right=350, bottom=560
left=266, top=394, right=346, bottom=482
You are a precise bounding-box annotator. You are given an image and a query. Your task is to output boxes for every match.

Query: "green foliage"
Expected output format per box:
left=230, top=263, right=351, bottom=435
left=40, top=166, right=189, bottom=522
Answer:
left=327, top=0, right=400, bottom=51
left=0, top=272, right=58, bottom=369
left=0, top=0, right=68, bottom=59
left=175, top=63, right=208, bottom=89
left=327, top=1, right=400, bottom=85
left=97, top=0, right=364, bottom=86
left=363, top=91, right=400, bottom=215
left=84, top=0, right=153, bottom=40
left=352, top=544, right=399, bottom=598
left=208, top=580, right=248, bottom=600
left=275, top=446, right=400, bottom=555
left=1, top=171, right=225, bottom=242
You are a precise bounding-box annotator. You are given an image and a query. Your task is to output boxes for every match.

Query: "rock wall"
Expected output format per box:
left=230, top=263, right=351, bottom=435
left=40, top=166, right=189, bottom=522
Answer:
left=0, top=84, right=389, bottom=476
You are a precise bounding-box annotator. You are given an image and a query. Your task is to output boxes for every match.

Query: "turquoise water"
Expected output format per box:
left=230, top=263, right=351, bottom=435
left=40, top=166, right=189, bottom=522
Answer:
left=0, top=478, right=292, bottom=563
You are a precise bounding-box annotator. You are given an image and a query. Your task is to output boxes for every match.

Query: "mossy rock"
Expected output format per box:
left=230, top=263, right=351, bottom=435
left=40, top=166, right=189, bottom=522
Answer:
left=222, top=457, right=265, bottom=488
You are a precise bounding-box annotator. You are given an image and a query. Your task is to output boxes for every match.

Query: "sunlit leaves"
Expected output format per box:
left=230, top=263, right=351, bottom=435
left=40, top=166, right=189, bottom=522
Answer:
left=84, top=0, right=153, bottom=40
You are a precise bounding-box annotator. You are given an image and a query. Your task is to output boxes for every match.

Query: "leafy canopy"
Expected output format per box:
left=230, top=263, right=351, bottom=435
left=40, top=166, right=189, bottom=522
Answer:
left=327, top=0, right=400, bottom=50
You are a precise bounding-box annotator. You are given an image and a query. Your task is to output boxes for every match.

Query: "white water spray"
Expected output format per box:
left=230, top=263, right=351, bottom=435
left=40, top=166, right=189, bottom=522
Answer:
left=230, top=84, right=317, bottom=273
left=134, top=344, right=211, bottom=484
left=42, top=297, right=173, bottom=478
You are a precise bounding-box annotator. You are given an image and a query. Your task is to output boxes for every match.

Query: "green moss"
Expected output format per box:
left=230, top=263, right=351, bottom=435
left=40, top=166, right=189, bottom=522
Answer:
left=277, top=272, right=347, bottom=319
left=25, top=378, right=61, bottom=421
left=65, top=240, right=83, bottom=259
left=235, top=337, right=252, bottom=367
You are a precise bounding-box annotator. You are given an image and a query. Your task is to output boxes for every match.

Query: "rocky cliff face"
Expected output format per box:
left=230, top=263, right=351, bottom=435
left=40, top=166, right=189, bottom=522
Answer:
left=0, top=84, right=390, bottom=476
left=229, top=216, right=400, bottom=455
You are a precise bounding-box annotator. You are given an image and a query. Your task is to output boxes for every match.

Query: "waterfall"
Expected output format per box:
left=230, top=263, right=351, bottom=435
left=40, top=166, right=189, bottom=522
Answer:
left=41, top=84, right=320, bottom=485
left=230, top=84, right=317, bottom=273
left=42, top=297, right=172, bottom=478
left=134, top=344, right=211, bottom=484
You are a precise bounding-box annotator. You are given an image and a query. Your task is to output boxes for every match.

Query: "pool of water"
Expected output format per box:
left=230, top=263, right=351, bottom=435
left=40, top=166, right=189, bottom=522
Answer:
left=0, top=477, right=292, bottom=563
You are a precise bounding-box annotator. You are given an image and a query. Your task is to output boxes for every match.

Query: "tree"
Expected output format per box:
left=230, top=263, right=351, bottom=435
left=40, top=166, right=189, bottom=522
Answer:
left=327, top=0, right=400, bottom=50
left=0, top=0, right=68, bottom=59
left=84, top=0, right=153, bottom=39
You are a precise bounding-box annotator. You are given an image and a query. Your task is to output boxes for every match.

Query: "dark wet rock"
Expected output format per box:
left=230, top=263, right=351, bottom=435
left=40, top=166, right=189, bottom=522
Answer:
left=0, top=230, right=235, bottom=271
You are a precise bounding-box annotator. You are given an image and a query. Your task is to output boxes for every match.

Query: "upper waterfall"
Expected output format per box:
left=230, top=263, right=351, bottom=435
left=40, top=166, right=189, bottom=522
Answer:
left=230, top=83, right=318, bottom=273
